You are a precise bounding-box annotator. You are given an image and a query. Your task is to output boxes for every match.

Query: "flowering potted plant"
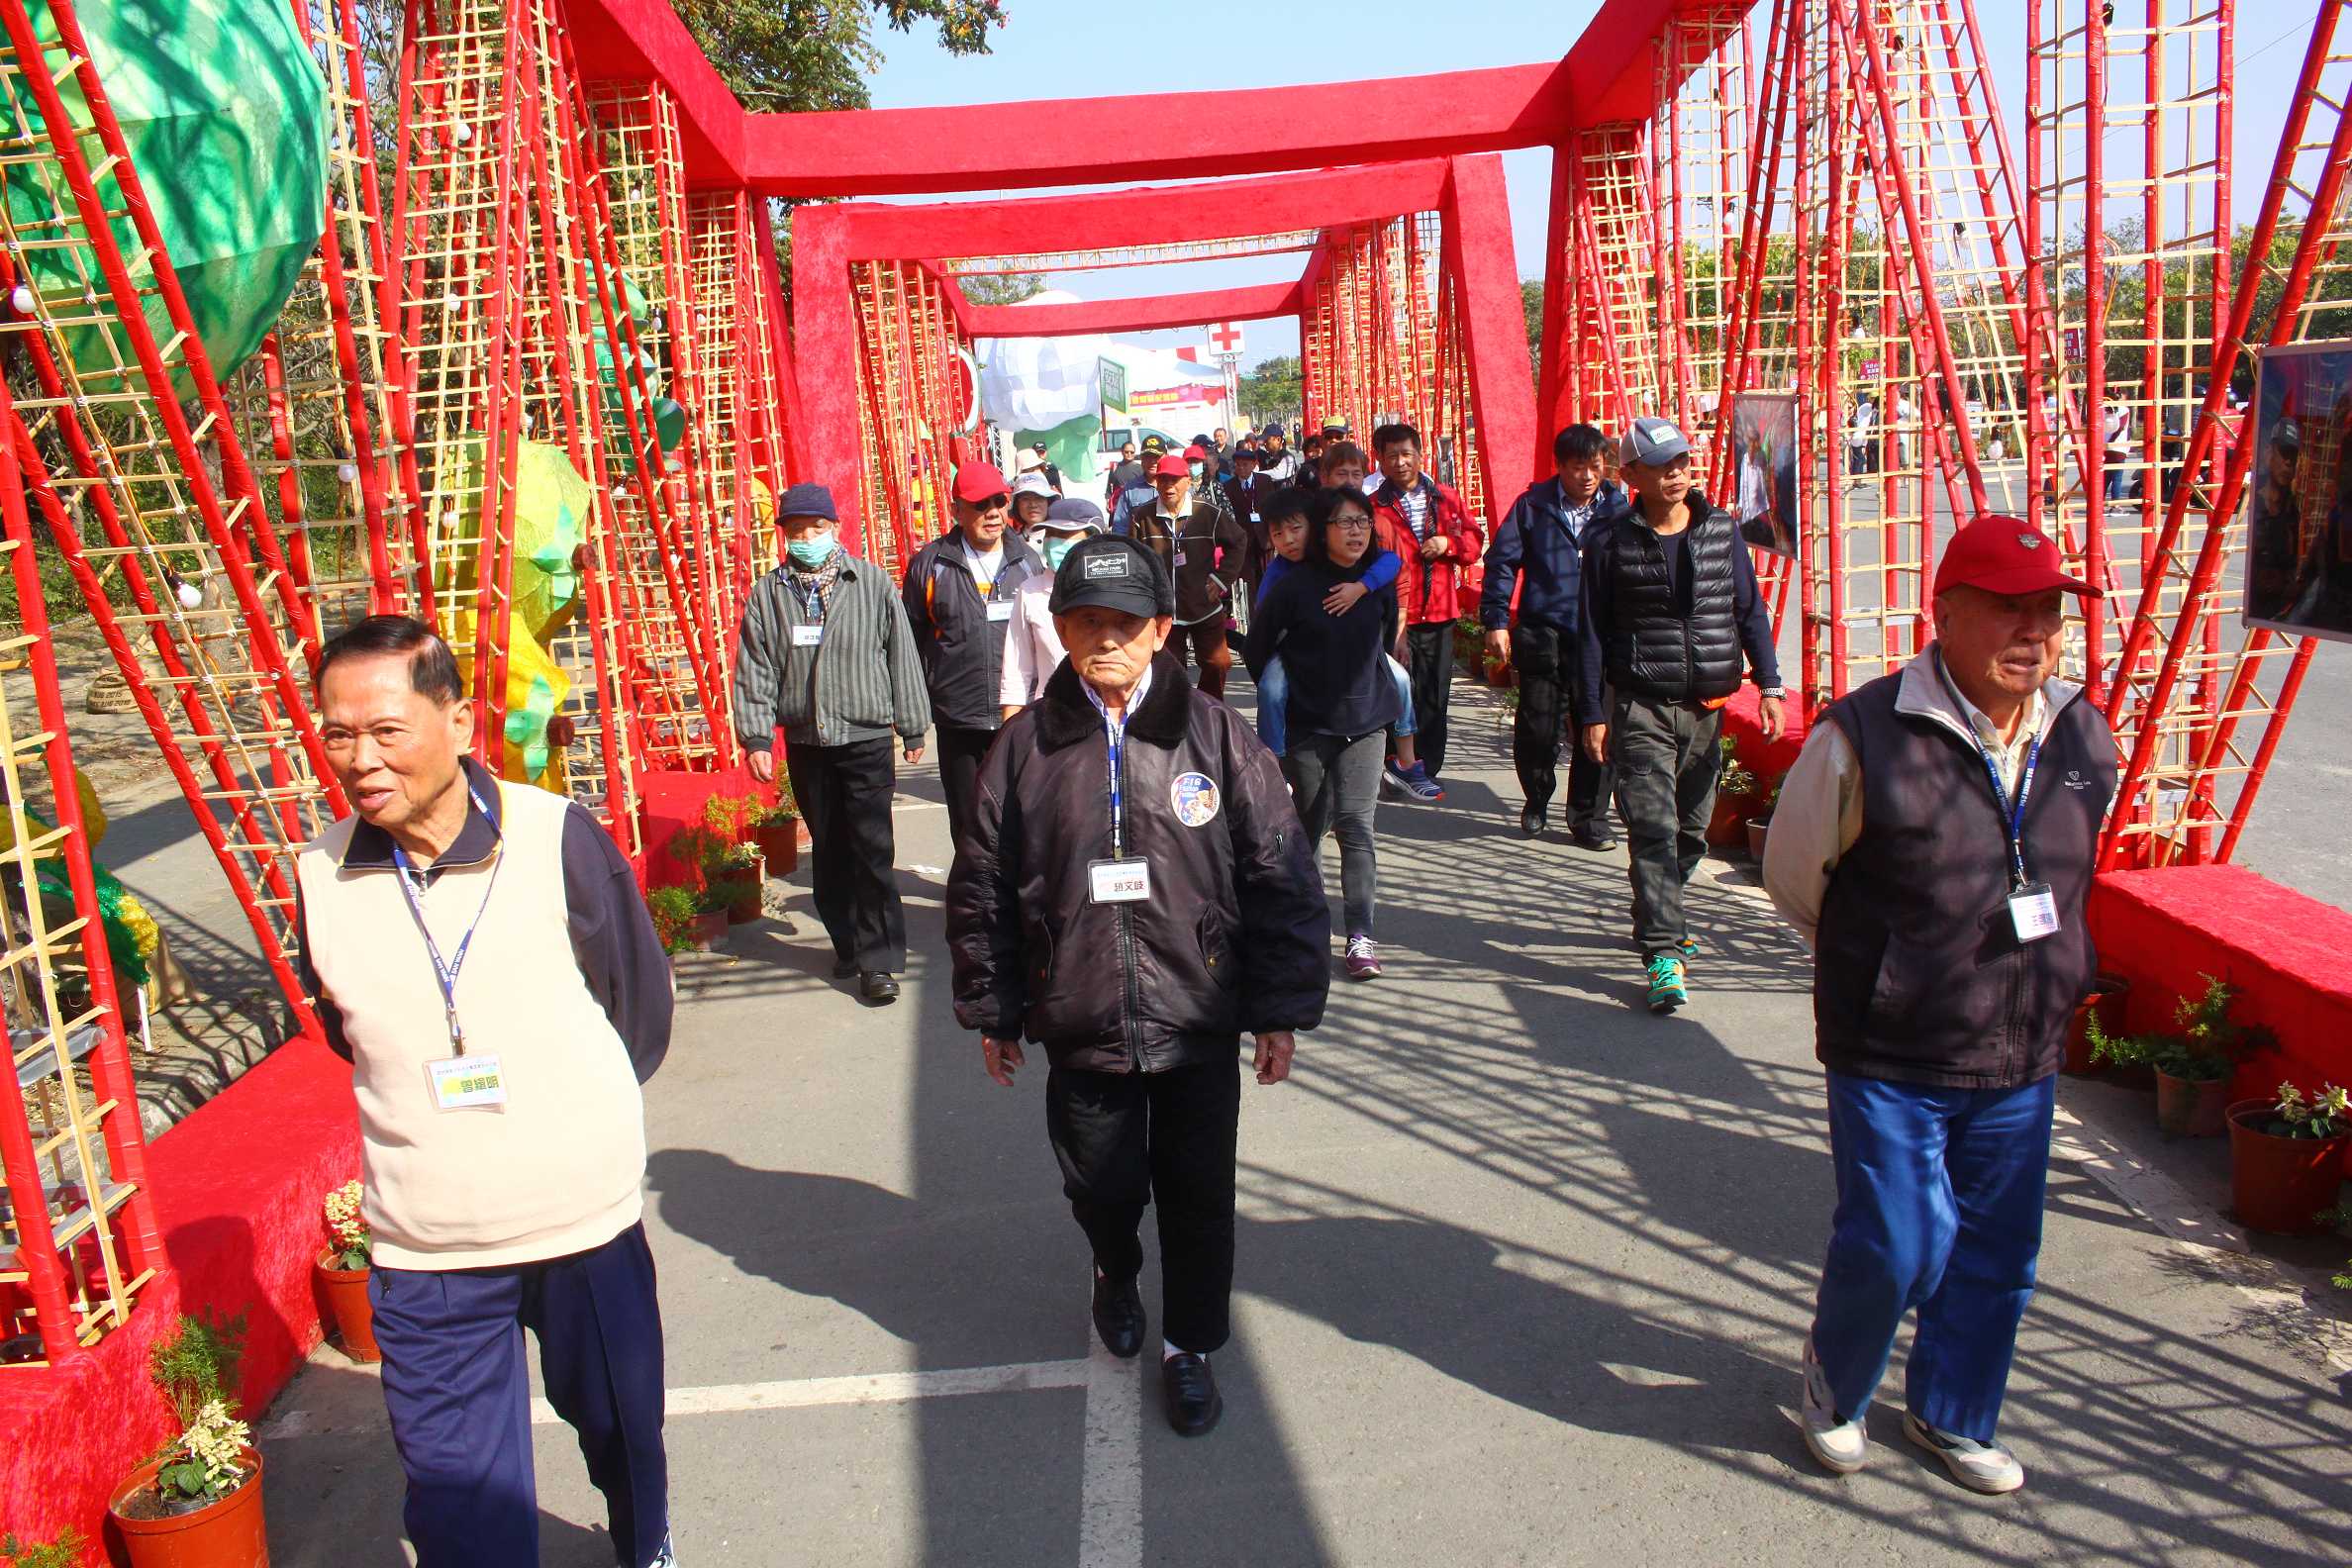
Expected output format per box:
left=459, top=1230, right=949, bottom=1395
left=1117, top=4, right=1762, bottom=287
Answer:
left=110, top=1314, right=268, bottom=1566
left=2228, top=1081, right=2352, bottom=1234
left=709, top=842, right=763, bottom=925
left=2086, top=974, right=2265, bottom=1137
left=316, top=1179, right=378, bottom=1361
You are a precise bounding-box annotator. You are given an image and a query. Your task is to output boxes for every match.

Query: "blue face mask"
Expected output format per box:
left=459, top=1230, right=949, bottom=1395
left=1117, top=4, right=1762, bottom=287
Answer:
left=1040, top=536, right=1080, bottom=570
left=786, top=532, right=835, bottom=568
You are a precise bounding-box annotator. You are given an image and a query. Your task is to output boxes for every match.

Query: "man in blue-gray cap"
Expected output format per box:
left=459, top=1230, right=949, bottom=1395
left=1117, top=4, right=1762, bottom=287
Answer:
left=1576, top=417, right=1785, bottom=1014
left=733, top=482, right=931, bottom=1003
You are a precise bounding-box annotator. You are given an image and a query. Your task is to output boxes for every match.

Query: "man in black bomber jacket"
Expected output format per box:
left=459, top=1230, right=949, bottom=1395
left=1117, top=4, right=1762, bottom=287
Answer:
left=945, top=534, right=1328, bottom=1440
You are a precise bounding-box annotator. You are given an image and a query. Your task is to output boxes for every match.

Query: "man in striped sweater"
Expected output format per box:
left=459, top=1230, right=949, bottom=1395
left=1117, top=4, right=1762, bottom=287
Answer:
left=733, top=483, right=932, bottom=1002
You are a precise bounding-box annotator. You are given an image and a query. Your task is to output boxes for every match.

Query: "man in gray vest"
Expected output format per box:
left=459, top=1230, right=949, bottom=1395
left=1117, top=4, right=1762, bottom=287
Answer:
left=1763, top=515, right=2114, bottom=1495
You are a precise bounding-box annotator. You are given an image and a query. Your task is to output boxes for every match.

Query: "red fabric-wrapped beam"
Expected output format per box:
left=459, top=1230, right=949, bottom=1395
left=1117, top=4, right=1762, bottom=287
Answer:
left=965, top=281, right=1303, bottom=341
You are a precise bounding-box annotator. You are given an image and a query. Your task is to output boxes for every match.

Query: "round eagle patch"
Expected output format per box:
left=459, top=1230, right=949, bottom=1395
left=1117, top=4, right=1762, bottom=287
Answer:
left=1170, top=771, right=1222, bottom=828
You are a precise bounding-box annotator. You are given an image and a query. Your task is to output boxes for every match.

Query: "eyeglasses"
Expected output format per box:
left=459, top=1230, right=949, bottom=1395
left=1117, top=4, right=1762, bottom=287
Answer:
left=973, top=494, right=1009, bottom=511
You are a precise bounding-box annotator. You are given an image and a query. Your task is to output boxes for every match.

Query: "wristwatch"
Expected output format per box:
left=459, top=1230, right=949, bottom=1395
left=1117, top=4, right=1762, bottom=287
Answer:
left=1759, top=685, right=1788, bottom=700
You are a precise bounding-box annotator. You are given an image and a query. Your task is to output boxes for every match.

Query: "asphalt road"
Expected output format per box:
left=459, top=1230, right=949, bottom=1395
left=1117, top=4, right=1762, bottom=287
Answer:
left=251, top=675, right=2352, bottom=1567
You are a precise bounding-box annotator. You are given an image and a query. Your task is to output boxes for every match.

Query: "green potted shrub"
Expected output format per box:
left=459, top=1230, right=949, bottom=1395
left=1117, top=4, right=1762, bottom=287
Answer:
left=646, top=884, right=701, bottom=957
left=109, top=1313, right=267, bottom=1566
left=2, top=1529, right=87, bottom=1568
left=315, top=1178, right=377, bottom=1362
left=708, top=841, right=763, bottom=925
left=2062, top=974, right=2132, bottom=1076
left=2087, top=974, right=2266, bottom=1137
left=1708, top=735, right=1759, bottom=846
left=2229, top=1082, right=2352, bottom=1234
left=753, top=784, right=801, bottom=876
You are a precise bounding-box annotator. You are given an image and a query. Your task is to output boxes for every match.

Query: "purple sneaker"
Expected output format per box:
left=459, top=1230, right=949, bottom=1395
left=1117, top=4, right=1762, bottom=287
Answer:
left=1398, top=761, right=1444, bottom=803
left=1344, top=933, right=1383, bottom=979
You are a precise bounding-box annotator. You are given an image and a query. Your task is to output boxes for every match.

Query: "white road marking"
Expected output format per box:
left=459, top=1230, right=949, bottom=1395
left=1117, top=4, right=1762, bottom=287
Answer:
left=1078, top=1337, right=1145, bottom=1568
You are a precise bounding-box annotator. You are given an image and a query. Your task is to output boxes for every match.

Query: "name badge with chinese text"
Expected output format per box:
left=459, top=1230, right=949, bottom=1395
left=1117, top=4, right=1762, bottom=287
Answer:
left=1088, top=858, right=1151, bottom=904
left=791, top=624, right=824, bottom=647
left=427, top=1053, right=508, bottom=1112
left=987, top=600, right=1015, bottom=622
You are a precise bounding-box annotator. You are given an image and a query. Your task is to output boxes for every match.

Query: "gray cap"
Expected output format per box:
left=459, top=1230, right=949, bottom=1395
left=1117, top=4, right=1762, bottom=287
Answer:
left=1619, top=416, right=1692, bottom=469
left=1048, top=534, right=1174, bottom=618
left=1042, top=496, right=1105, bottom=532
left=1011, top=470, right=1054, bottom=501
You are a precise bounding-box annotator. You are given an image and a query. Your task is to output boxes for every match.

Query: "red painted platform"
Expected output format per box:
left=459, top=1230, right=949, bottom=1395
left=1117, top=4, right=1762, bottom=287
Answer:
left=2, top=1035, right=358, bottom=1554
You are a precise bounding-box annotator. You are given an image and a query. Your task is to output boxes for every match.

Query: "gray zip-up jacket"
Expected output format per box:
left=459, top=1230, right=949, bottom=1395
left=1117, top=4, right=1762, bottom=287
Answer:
left=732, top=553, right=932, bottom=753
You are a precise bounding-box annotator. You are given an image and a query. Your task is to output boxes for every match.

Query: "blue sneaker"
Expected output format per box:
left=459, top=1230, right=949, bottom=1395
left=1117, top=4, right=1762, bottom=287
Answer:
left=1398, top=761, right=1444, bottom=803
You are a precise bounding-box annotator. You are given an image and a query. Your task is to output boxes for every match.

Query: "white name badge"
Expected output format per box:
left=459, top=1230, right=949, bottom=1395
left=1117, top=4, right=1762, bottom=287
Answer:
left=987, top=600, right=1015, bottom=622
left=791, top=624, right=824, bottom=647
left=1088, top=857, right=1152, bottom=904
left=2008, top=882, right=2061, bottom=943
left=427, top=1053, right=508, bottom=1113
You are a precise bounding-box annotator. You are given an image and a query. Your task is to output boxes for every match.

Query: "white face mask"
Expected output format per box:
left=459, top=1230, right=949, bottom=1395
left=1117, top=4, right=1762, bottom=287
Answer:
left=1188, top=461, right=1206, bottom=481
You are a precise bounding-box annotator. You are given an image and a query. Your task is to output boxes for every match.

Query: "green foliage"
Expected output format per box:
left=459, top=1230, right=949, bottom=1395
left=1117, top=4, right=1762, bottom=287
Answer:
left=2, top=1530, right=87, bottom=1568
left=958, top=273, right=1045, bottom=307
left=646, top=885, right=701, bottom=955
left=2088, top=974, right=2272, bottom=1083
left=1715, top=734, right=1758, bottom=798
left=152, top=1400, right=252, bottom=1508
left=1236, top=355, right=1302, bottom=426
left=760, top=779, right=800, bottom=824
left=2260, top=1081, right=2351, bottom=1141
left=673, top=0, right=1003, bottom=114
left=149, top=1311, right=246, bottom=1426
left=1521, top=279, right=1542, bottom=383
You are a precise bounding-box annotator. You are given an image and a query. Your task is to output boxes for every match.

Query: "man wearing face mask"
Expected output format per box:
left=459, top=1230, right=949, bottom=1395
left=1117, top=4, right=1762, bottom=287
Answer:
left=733, top=484, right=932, bottom=1003
left=1002, top=497, right=1107, bottom=716
left=904, top=461, right=1049, bottom=848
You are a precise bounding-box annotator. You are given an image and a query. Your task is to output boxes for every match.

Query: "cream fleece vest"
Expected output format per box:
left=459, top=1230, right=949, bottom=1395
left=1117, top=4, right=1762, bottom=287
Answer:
left=297, top=780, right=646, bottom=1270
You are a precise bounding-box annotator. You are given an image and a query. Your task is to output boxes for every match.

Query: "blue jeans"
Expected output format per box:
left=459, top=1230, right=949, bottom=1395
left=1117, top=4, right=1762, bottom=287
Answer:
left=1809, top=1073, right=2055, bottom=1442
left=1253, top=655, right=1416, bottom=759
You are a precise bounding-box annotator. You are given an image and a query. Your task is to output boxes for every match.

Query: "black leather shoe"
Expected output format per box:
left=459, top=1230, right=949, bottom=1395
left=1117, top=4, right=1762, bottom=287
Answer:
left=833, top=957, right=859, bottom=979
left=1091, top=1272, right=1144, bottom=1358
left=1161, top=1351, right=1223, bottom=1436
left=859, top=970, right=900, bottom=1002
left=1519, top=801, right=1546, bottom=837
left=1569, top=821, right=1618, bottom=851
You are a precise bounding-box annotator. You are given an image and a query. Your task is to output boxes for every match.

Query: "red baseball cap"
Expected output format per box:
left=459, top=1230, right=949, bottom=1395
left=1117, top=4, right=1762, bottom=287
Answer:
left=952, top=461, right=1009, bottom=504
left=1183, top=443, right=1209, bottom=460
left=1933, top=514, right=2102, bottom=599
left=1152, top=453, right=1190, bottom=479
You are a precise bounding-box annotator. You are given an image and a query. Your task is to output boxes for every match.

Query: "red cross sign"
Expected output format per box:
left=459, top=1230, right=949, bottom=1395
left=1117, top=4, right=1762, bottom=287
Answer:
left=1207, top=321, right=1244, bottom=355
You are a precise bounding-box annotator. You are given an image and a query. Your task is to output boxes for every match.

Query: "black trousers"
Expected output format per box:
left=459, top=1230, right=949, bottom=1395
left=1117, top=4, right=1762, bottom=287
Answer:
left=1403, top=621, right=1456, bottom=776
left=1510, top=621, right=1615, bottom=828
left=935, top=723, right=998, bottom=850
left=785, top=735, right=905, bottom=972
left=1045, top=1056, right=1241, bottom=1354
left=372, top=1224, right=667, bottom=1568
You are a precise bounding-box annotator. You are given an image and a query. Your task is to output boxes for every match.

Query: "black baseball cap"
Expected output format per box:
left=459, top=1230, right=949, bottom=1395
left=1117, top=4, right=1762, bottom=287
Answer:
left=1048, top=535, right=1175, bottom=619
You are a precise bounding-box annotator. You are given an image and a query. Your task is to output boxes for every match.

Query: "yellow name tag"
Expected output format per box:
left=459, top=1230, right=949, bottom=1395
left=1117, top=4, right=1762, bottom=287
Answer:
left=427, top=1053, right=508, bottom=1113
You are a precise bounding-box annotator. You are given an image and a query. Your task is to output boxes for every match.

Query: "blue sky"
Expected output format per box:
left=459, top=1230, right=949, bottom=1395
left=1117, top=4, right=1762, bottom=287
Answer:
left=859, top=0, right=2321, bottom=369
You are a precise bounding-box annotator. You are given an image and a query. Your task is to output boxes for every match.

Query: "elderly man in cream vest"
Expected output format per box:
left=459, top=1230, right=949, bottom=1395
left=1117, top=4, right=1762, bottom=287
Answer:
left=296, top=616, right=675, bottom=1568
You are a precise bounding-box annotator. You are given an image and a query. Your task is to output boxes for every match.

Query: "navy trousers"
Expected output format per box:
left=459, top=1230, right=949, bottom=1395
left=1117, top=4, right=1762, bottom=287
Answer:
left=1809, top=1072, right=2056, bottom=1442
left=371, top=1223, right=668, bottom=1568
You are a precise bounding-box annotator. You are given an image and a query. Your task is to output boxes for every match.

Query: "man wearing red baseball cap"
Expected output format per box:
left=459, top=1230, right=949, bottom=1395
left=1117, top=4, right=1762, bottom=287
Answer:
left=903, top=459, right=1050, bottom=853
left=1763, top=514, right=2113, bottom=1496
left=1127, top=450, right=1248, bottom=697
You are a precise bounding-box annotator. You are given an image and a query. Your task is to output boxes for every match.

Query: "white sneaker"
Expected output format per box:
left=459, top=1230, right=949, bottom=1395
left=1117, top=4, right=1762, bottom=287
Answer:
left=1904, top=1411, right=2024, bottom=1494
left=1799, top=1337, right=1868, bottom=1474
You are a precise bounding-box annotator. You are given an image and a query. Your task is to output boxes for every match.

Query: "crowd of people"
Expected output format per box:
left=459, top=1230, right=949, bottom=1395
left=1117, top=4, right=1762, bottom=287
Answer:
left=289, top=397, right=2116, bottom=1562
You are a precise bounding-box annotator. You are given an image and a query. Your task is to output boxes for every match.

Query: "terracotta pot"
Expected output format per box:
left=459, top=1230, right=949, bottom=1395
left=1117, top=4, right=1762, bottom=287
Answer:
left=727, top=890, right=762, bottom=925
left=109, top=1447, right=268, bottom=1568
left=1485, top=657, right=1515, bottom=689
left=315, top=1255, right=378, bottom=1363
left=690, top=910, right=728, bottom=951
left=1705, top=793, right=1750, bottom=847
left=755, top=821, right=800, bottom=876
left=1744, top=818, right=1770, bottom=862
left=2227, top=1099, right=2351, bottom=1233
left=2154, top=1070, right=2231, bottom=1138
left=2063, top=977, right=2131, bottom=1077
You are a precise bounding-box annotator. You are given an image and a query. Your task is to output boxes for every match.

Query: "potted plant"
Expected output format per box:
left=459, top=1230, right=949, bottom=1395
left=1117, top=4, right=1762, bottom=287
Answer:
left=2063, top=974, right=2131, bottom=1076
left=709, top=842, right=764, bottom=925
left=670, top=812, right=764, bottom=927
left=2, top=1530, right=86, bottom=1568
left=110, top=1314, right=267, bottom=1566
left=1708, top=735, right=1759, bottom=846
left=646, top=884, right=701, bottom=960
left=1745, top=777, right=1780, bottom=862
left=753, top=785, right=801, bottom=876
left=2229, top=1081, right=2352, bottom=1234
left=2087, top=975, right=2263, bottom=1136
left=315, top=1179, right=377, bottom=1362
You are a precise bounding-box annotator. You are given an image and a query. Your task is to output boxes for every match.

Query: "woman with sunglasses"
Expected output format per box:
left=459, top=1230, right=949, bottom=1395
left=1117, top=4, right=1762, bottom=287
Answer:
left=1241, top=486, right=1403, bottom=979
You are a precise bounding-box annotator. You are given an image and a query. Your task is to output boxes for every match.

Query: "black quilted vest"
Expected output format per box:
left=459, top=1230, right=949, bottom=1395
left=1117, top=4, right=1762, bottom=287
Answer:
left=1592, top=492, right=1744, bottom=703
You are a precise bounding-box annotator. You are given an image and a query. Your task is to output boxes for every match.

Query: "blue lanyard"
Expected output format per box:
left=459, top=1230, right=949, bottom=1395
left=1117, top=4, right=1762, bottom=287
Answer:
left=1940, top=661, right=2040, bottom=889
left=389, top=785, right=503, bottom=1055
left=1105, top=713, right=1127, bottom=857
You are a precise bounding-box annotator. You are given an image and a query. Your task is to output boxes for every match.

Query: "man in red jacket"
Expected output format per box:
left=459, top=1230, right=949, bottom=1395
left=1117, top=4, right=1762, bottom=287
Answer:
left=1369, top=422, right=1484, bottom=781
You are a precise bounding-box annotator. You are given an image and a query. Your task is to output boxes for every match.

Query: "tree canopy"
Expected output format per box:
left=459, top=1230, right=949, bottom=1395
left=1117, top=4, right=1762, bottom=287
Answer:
left=1237, top=354, right=1302, bottom=424
left=674, top=0, right=1006, bottom=112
